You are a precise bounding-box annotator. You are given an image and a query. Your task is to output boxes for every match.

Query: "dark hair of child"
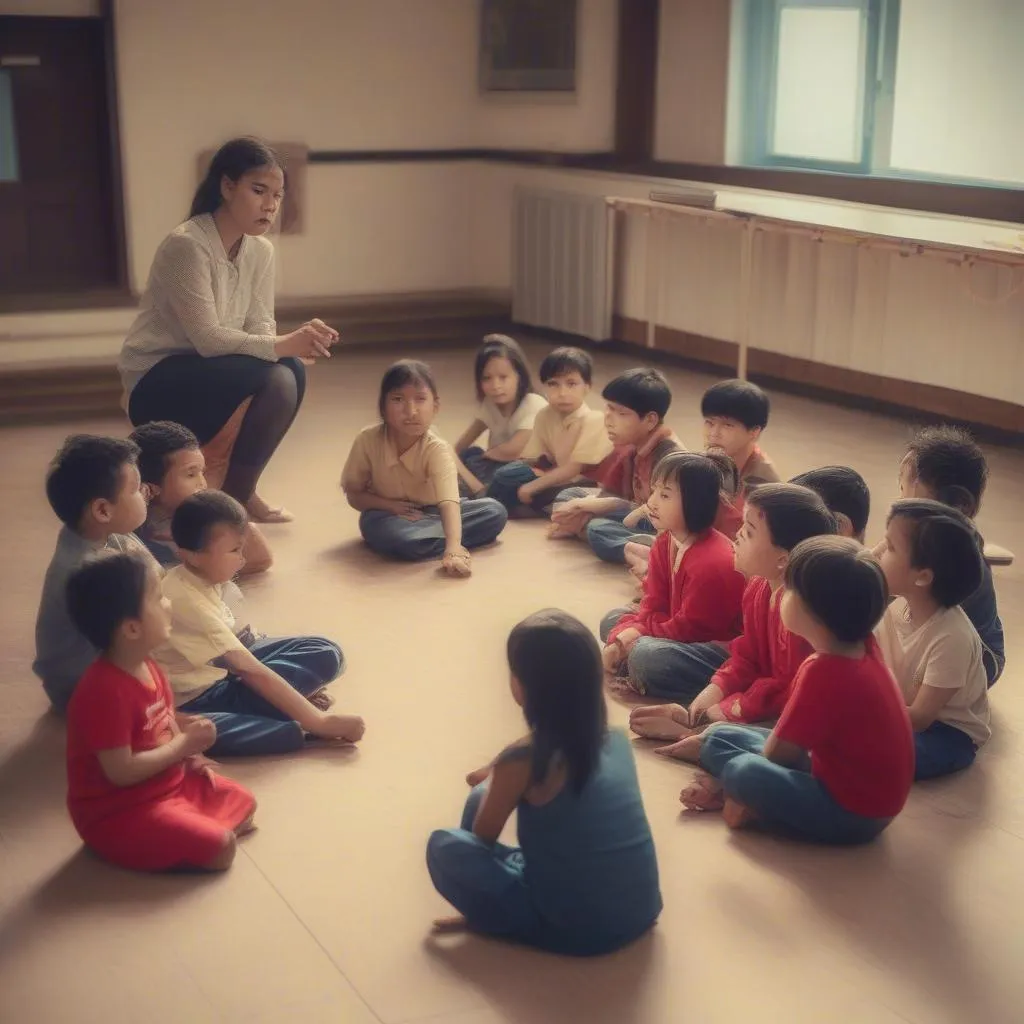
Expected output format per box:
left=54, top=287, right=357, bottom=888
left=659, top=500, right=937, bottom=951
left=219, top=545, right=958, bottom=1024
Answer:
left=66, top=550, right=151, bottom=652
left=745, top=482, right=838, bottom=551
left=790, top=466, right=871, bottom=540
left=903, top=425, right=988, bottom=518
left=651, top=451, right=726, bottom=534
left=377, top=359, right=439, bottom=420
left=171, top=490, right=248, bottom=553
left=507, top=609, right=607, bottom=795
left=700, top=379, right=770, bottom=430
left=45, top=435, right=140, bottom=529
left=786, top=536, right=888, bottom=643
left=190, top=137, right=284, bottom=219
left=601, top=367, right=672, bottom=421
left=538, top=346, right=593, bottom=385
left=703, top=446, right=740, bottom=500
left=129, top=421, right=200, bottom=486
left=887, top=498, right=984, bottom=608
left=473, top=334, right=535, bottom=407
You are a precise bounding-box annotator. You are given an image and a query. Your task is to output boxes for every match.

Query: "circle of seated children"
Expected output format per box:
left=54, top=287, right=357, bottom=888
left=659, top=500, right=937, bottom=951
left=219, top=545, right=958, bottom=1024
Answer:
left=33, top=341, right=1003, bottom=956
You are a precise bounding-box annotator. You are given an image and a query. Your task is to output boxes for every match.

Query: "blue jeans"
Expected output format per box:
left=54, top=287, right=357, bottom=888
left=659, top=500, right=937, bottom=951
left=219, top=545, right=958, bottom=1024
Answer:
left=488, top=461, right=564, bottom=515
left=179, top=635, right=344, bottom=757
left=700, top=725, right=892, bottom=845
left=459, top=446, right=503, bottom=491
left=914, top=720, right=977, bottom=780
left=551, top=486, right=656, bottom=564
left=359, top=499, right=507, bottom=560
left=599, top=608, right=728, bottom=701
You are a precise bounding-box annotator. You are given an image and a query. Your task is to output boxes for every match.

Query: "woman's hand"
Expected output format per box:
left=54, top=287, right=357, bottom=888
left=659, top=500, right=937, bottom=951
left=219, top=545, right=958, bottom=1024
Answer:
left=442, top=546, right=472, bottom=578
left=275, top=319, right=339, bottom=360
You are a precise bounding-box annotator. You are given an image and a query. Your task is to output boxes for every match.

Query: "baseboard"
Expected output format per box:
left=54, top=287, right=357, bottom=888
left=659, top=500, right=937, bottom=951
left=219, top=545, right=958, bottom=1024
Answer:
left=611, top=315, right=1024, bottom=439
left=0, top=291, right=512, bottom=427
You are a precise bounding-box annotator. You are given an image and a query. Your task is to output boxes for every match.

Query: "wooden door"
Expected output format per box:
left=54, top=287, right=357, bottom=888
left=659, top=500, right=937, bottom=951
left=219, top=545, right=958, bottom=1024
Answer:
left=0, top=16, right=119, bottom=295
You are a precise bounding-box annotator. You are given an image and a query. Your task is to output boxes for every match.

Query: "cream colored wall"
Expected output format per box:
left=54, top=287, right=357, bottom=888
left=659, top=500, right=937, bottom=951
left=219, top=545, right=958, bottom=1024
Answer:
left=114, top=0, right=618, bottom=297
left=653, top=0, right=730, bottom=164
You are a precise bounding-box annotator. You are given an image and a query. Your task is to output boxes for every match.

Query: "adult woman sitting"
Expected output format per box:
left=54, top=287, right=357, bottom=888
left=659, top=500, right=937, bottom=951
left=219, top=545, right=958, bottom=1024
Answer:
left=119, top=137, right=337, bottom=523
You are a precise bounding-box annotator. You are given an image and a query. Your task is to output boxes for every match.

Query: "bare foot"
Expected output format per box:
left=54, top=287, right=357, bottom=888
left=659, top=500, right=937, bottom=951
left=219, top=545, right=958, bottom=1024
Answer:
left=308, top=689, right=335, bottom=711
left=680, top=773, right=725, bottom=811
left=432, top=914, right=469, bottom=934
left=245, top=494, right=295, bottom=524
left=630, top=704, right=690, bottom=740
left=235, top=812, right=258, bottom=837
left=546, top=524, right=576, bottom=540
left=723, top=798, right=756, bottom=830
left=606, top=674, right=641, bottom=698
left=311, top=713, right=366, bottom=743
left=654, top=733, right=702, bottom=762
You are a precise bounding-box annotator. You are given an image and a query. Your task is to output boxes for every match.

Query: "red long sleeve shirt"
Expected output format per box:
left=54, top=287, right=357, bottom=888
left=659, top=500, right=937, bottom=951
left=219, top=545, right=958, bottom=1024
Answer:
left=712, top=578, right=813, bottom=722
left=609, top=530, right=744, bottom=645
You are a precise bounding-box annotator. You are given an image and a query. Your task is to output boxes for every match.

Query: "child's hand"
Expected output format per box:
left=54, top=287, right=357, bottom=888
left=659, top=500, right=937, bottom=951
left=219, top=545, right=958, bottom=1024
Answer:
left=614, top=627, right=642, bottom=653
left=181, top=717, right=217, bottom=756
left=442, top=547, right=472, bottom=577
left=186, top=753, right=220, bottom=779
left=602, top=643, right=624, bottom=674
left=312, top=713, right=365, bottom=743
left=465, top=764, right=492, bottom=786
left=517, top=482, right=537, bottom=504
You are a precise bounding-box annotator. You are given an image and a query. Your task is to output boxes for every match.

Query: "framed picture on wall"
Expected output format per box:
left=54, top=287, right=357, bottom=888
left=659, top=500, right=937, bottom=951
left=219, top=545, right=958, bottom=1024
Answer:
left=479, top=0, right=577, bottom=92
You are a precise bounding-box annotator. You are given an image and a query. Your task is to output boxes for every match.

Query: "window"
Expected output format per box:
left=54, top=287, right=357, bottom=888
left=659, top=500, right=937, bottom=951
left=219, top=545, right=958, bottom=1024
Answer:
left=734, top=0, right=1024, bottom=187
left=0, top=70, right=18, bottom=183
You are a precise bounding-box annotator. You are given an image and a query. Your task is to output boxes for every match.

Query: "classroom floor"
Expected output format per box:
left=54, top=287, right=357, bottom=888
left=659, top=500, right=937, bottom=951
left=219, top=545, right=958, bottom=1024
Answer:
left=1, top=342, right=1022, bottom=1024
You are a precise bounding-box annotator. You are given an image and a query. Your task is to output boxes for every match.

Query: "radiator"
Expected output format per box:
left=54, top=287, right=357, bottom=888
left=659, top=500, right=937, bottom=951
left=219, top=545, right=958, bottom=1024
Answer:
left=512, top=187, right=611, bottom=342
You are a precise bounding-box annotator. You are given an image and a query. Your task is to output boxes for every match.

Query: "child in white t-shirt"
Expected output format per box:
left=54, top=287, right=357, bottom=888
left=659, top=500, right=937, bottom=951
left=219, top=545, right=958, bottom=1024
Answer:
left=453, top=335, right=547, bottom=495
left=875, top=499, right=990, bottom=779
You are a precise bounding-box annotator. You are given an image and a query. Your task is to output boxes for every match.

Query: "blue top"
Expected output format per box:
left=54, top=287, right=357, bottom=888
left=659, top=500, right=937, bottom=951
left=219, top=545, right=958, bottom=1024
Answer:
left=516, top=729, right=662, bottom=954
left=962, top=562, right=1005, bottom=685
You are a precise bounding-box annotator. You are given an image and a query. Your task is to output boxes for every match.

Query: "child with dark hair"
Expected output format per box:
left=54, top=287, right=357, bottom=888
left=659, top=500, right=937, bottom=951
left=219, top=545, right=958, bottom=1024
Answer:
left=130, top=420, right=272, bottom=575
left=157, top=491, right=364, bottom=757
left=33, top=434, right=155, bottom=712
left=487, top=347, right=612, bottom=515
left=548, top=367, right=680, bottom=561
left=894, top=426, right=1004, bottom=685
left=342, top=359, right=508, bottom=574
left=790, top=465, right=870, bottom=542
left=680, top=536, right=914, bottom=845
left=875, top=499, right=991, bottom=779
left=453, top=335, right=547, bottom=493
left=701, top=379, right=778, bottom=489
left=631, top=483, right=836, bottom=754
left=65, top=551, right=255, bottom=872
left=426, top=609, right=661, bottom=955
left=599, top=452, right=745, bottom=700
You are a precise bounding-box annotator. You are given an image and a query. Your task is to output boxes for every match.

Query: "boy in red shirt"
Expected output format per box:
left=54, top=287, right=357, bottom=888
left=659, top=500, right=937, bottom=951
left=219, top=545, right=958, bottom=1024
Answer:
left=598, top=452, right=745, bottom=700
left=630, top=483, right=836, bottom=750
left=679, top=536, right=914, bottom=845
left=549, top=368, right=680, bottom=561
left=65, top=551, right=256, bottom=872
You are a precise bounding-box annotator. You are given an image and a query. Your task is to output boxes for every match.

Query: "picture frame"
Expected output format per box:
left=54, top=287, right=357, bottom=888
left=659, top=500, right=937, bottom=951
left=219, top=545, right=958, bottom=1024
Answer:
left=479, top=0, right=577, bottom=93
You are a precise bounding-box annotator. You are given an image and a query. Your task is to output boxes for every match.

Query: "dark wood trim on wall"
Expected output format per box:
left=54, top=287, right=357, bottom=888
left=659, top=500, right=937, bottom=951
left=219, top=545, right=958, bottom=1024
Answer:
left=612, top=316, right=1024, bottom=437
left=306, top=148, right=1023, bottom=224
left=614, top=0, right=659, bottom=160
left=100, top=0, right=130, bottom=294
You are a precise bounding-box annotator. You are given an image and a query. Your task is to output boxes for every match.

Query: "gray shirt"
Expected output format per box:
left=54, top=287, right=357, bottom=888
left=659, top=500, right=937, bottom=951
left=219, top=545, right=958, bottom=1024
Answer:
left=33, top=528, right=154, bottom=713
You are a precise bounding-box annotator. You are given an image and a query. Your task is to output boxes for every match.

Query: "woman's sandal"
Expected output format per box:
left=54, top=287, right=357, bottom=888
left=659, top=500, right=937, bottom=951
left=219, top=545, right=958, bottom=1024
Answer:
left=246, top=494, right=295, bottom=524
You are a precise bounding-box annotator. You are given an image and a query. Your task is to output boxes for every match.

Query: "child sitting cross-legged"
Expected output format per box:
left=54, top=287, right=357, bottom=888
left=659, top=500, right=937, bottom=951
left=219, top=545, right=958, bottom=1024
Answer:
left=130, top=420, right=273, bottom=576
left=891, top=426, right=1004, bottom=685
left=875, top=499, right=991, bottom=779
left=487, top=346, right=612, bottom=516
left=34, top=434, right=155, bottom=713
left=681, top=536, right=915, bottom=845
left=157, top=491, right=364, bottom=756
left=599, top=451, right=746, bottom=700
left=630, top=483, right=837, bottom=754
left=65, top=551, right=255, bottom=872
left=426, top=609, right=662, bottom=956
left=548, top=368, right=680, bottom=561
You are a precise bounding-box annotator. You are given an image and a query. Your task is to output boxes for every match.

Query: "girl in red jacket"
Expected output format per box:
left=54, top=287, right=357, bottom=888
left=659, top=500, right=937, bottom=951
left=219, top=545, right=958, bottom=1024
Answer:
left=630, top=483, right=837, bottom=758
left=599, top=452, right=745, bottom=699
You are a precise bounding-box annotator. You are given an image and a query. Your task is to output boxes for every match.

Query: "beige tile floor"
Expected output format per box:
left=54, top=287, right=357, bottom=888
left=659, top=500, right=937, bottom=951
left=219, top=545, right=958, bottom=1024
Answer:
left=1, top=343, right=1022, bottom=1024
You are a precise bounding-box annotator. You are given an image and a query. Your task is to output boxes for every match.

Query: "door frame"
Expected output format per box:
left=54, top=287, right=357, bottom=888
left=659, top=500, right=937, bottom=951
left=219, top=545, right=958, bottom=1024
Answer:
left=0, top=0, right=131, bottom=312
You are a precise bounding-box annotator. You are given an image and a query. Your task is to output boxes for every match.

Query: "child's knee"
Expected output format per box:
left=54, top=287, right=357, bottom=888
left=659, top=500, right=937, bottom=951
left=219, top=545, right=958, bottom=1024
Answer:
left=204, top=831, right=237, bottom=872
